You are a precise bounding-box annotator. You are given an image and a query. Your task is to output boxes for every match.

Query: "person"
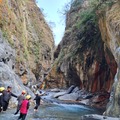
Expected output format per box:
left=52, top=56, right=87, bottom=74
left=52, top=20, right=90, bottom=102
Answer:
left=14, top=90, right=26, bottom=115
left=34, top=91, right=42, bottom=112
left=0, top=87, right=5, bottom=112
left=17, top=95, right=31, bottom=120
left=2, top=86, right=17, bottom=111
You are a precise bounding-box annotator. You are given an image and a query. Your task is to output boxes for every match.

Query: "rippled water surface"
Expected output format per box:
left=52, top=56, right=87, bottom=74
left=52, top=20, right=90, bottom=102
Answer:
left=0, top=103, right=103, bottom=120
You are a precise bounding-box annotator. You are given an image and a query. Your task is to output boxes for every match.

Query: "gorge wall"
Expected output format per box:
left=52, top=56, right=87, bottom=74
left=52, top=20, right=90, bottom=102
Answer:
left=45, top=0, right=120, bottom=116
left=45, top=0, right=117, bottom=92
left=98, top=1, right=120, bottom=117
left=0, top=0, right=54, bottom=86
left=0, top=0, right=120, bottom=116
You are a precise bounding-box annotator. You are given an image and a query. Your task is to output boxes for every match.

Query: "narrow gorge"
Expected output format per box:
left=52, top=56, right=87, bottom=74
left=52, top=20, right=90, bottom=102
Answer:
left=45, top=0, right=120, bottom=117
left=0, top=0, right=120, bottom=119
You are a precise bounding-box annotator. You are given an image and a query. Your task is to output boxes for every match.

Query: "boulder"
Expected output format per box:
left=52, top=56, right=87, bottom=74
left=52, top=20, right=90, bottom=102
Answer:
left=58, top=92, right=79, bottom=101
left=50, top=88, right=61, bottom=92
left=53, top=91, right=67, bottom=98
left=66, top=85, right=75, bottom=94
left=71, top=86, right=79, bottom=93
left=82, top=114, right=119, bottom=120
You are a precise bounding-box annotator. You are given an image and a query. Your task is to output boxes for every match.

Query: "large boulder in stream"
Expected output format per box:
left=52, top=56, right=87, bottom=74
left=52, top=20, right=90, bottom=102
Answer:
left=82, top=114, right=119, bottom=120
left=53, top=91, right=67, bottom=98
left=53, top=86, right=80, bottom=101
left=58, top=92, right=79, bottom=101
left=53, top=85, right=79, bottom=98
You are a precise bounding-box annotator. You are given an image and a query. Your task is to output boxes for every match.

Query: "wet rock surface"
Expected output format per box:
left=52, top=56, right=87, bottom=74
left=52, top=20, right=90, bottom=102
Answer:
left=48, top=86, right=110, bottom=110
left=82, top=114, right=120, bottom=120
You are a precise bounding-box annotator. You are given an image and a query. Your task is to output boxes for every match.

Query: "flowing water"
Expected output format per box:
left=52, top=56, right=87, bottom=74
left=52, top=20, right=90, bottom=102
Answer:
left=0, top=103, right=103, bottom=120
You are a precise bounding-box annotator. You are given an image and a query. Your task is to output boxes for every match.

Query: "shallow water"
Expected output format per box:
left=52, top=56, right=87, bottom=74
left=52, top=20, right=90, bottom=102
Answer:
left=0, top=103, right=103, bottom=120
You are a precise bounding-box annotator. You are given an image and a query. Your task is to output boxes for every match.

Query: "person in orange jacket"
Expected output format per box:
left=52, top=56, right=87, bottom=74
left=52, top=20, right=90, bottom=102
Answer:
left=14, top=90, right=26, bottom=115
left=17, top=95, right=31, bottom=120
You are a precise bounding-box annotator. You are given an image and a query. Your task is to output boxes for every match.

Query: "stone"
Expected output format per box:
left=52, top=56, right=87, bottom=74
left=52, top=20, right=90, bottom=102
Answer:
left=53, top=91, right=67, bottom=98
left=66, top=85, right=75, bottom=94
left=58, top=92, right=79, bottom=101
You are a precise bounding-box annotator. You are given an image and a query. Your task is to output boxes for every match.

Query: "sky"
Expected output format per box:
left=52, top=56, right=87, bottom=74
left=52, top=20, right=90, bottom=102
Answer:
left=37, top=0, right=71, bottom=45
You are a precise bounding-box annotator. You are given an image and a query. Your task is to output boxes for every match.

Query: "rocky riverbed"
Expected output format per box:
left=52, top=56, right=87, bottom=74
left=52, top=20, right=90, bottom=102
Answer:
left=0, top=103, right=103, bottom=120
left=0, top=102, right=119, bottom=120
left=40, top=85, right=110, bottom=110
left=0, top=87, right=119, bottom=120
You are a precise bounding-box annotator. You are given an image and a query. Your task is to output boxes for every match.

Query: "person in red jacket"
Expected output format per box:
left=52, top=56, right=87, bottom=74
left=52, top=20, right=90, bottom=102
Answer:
left=17, top=95, right=31, bottom=120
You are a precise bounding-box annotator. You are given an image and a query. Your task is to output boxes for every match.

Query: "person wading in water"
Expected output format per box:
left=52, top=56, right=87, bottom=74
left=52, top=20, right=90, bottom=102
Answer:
left=2, top=86, right=17, bottom=111
left=34, top=91, right=45, bottom=112
left=34, top=91, right=41, bottom=112
left=17, top=95, right=31, bottom=120
left=14, top=90, right=26, bottom=115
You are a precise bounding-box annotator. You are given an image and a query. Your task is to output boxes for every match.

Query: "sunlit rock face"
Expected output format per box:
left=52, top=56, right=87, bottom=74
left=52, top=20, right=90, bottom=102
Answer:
left=45, top=0, right=117, bottom=93
left=0, top=0, right=54, bottom=85
left=99, top=3, right=120, bottom=117
left=0, top=31, right=34, bottom=108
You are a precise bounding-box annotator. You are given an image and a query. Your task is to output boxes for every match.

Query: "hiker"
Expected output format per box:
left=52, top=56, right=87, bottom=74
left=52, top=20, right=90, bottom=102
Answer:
left=17, top=95, right=31, bottom=120
left=14, top=90, right=26, bottom=115
left=0, top=87, right=5, bottom=112
left=34, top=91, right=42, bottom=112
left=2, top=86, right=17, bottom=111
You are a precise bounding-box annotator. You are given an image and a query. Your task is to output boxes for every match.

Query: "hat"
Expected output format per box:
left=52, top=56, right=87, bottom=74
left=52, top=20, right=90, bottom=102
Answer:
left=26, top=95, right=31, bottom=100
left=0, top=87, right=5, bottom=92
left=22, top=90, right=26, bottom=94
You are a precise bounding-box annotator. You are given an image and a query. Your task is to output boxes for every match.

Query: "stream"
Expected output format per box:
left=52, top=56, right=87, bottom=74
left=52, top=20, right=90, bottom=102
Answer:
left=0, top=103, right=104, bottom=120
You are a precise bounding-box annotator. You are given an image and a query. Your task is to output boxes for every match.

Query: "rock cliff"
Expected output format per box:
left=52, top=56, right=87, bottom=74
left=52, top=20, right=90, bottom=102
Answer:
left=98, top=1, right=120, bottom=117
left=0, top=0, right=54, bottom=107
left=0, top=31, right=34, bottom=107
left=45, top=0, right=117, bottom=92
left=0, top=0, right=54, bottom=86
left=45, top=0, right=120, bottom=116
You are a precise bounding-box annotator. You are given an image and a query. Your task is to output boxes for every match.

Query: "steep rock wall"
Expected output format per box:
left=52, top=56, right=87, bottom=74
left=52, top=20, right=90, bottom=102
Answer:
left=99, top=2, right=120, bottom=117
left=45, top=0, right=117, bottom=92
left=45, top=0, right=120, bottom=117
left=0, top=31, right=34, bottom=108
left=0, top=0, right=54, bottom=85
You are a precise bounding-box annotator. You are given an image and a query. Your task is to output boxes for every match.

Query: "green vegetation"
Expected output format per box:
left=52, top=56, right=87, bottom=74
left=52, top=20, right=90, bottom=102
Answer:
left=54, top=0, right=117, bottom=79
left=77, top=0, right=116, bottom=27
left=2, top=30, right=8, bottom=38
left=2, top=30, right=14, bottom=47
left=77, top=0, right=98, bottom=27
left=79, top=8, right=97, bottom=26
left=56, top=48, right=65, bottom=65
left=71, top=0, right=84, bottom=8
left=34, top=45, right=40, bottom=63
